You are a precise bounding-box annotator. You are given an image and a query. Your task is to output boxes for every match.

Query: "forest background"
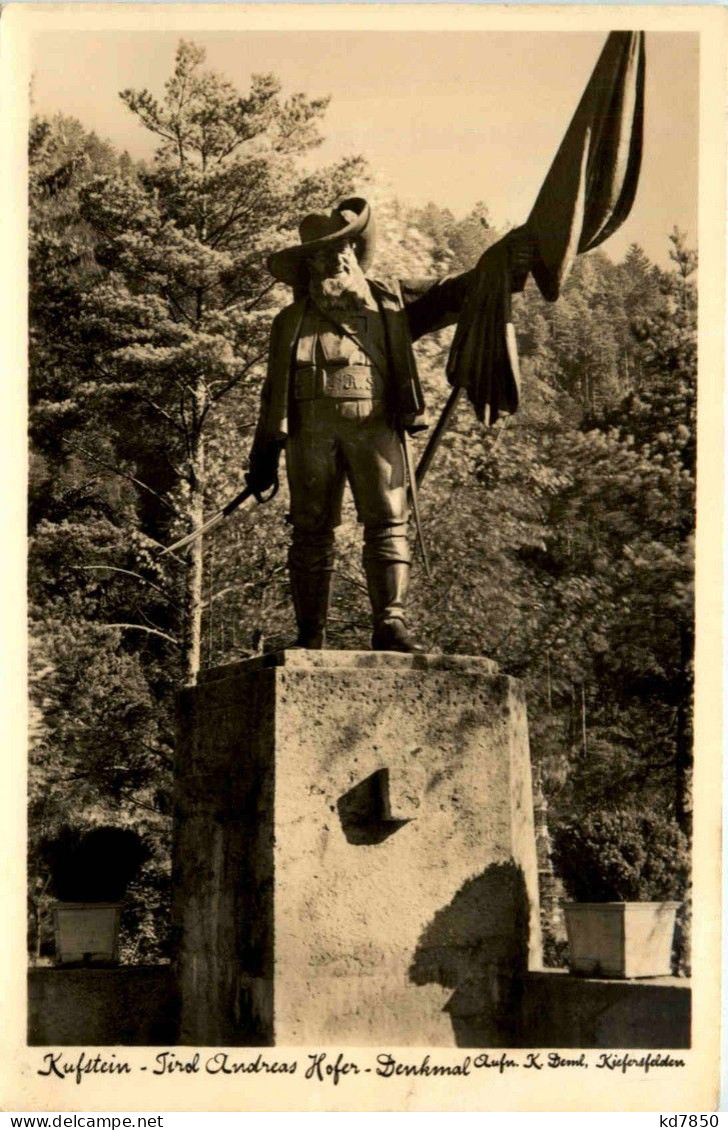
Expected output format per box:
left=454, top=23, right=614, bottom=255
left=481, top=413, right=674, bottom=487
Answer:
left=27, top=40, right=695, bottom=966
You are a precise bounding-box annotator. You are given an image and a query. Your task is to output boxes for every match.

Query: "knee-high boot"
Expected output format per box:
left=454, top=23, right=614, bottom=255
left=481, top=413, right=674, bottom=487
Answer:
left=363, top=526, right=425, bottom=654
left=288, top=530, right=335, bottom=649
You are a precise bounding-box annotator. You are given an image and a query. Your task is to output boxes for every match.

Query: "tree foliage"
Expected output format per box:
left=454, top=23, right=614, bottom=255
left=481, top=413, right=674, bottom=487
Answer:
left=552, top=808, right=690, bottom=903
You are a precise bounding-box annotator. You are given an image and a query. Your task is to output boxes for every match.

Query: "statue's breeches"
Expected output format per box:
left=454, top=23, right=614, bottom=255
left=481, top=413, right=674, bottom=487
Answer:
left=286, top=398, right=413, bottom=637
left=286, top=399, right=408, bottom=538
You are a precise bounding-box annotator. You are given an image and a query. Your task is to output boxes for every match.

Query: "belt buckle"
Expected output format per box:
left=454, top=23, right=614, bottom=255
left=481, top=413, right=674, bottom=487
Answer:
left=323, top=367, right=375, bottom=398
left=330, top=369, right=353, bottom=396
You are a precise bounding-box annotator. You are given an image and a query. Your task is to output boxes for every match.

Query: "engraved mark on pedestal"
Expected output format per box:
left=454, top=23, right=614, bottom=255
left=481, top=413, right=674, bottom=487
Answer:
left=336, top=768, right=413, bottom=845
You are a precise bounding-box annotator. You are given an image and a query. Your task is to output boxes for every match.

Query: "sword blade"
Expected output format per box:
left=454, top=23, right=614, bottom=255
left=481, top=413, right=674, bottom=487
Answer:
left=159, top=511, right=226, bottom=556
left=159, top=491, right=256, bottom=556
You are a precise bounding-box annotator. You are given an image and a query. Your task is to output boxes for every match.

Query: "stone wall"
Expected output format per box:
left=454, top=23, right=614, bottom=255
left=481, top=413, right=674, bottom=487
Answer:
left=28, top=966, right=177, bottom=1046
left=27, top=966, right=690, bottom=1049
left=521, top=971, right=690, bottom=1048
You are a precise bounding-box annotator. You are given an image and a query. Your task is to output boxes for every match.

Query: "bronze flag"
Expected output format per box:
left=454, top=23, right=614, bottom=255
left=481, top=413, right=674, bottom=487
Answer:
left=527, top=30, right=646, bottom=301
left=445, top=30, right=646, bottom=427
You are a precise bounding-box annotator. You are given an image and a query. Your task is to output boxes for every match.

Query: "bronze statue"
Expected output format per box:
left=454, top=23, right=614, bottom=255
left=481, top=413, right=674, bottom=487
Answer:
left=246, top=200, right=531, bottom=652
left=165, top=33, right=645, bottom=657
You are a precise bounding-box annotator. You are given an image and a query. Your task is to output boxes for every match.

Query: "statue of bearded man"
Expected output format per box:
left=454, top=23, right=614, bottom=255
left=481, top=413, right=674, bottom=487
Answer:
left=247, top=197, right=528, bottom=653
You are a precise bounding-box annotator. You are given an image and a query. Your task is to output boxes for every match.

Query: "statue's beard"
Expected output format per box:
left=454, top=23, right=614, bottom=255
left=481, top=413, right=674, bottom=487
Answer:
left=309, top=262, right=370, bottom=313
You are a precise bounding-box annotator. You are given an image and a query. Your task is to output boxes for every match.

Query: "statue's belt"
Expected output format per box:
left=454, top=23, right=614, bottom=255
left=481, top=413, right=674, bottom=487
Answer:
left=294, top=364, right=385, bottom=401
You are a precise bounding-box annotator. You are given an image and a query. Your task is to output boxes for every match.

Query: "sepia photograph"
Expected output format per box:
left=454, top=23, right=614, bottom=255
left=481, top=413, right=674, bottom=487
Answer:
left=2, top=2, right=723, bottom=1114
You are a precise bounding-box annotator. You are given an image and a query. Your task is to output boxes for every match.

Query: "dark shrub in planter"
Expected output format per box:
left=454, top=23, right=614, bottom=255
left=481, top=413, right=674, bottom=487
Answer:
left=552, top=807, right=689, bottom=904
left=553, top=807, right=690, bottom=976
left=41, top=826, right=149, bottom=903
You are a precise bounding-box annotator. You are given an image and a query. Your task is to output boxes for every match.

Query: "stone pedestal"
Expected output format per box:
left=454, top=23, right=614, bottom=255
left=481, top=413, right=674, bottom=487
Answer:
left=173, top=652, right=542, bottom=1047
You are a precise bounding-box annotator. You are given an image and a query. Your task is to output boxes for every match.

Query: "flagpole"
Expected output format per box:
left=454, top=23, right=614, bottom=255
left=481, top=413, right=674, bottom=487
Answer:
left=414, top=386, right=463, bottom=488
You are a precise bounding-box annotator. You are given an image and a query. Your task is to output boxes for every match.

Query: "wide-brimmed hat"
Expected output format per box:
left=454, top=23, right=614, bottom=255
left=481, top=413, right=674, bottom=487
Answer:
left=267, top=196, right=376, bottom=287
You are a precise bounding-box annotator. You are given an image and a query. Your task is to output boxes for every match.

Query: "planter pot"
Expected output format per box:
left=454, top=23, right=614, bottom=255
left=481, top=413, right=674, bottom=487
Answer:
left=564, top=901, right=679, bottom=978
left=52, top=902, right=122, bottom=965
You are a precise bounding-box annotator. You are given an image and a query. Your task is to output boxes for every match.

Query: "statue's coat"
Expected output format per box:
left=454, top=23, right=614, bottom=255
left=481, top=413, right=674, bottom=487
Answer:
left=252, top=272, right=474, bottom=453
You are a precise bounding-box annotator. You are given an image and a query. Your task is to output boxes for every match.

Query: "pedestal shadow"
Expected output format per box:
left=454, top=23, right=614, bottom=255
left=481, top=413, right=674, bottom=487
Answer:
left=409, top=860, right=531, bottom=1047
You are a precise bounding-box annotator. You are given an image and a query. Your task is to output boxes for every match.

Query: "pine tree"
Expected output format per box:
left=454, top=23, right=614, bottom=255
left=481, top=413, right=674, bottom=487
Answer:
left=520, top=232, right=696, bottom=834
left=78, top=40, right=365, bottom=681
left=26, top=51, right=366, bottom=957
